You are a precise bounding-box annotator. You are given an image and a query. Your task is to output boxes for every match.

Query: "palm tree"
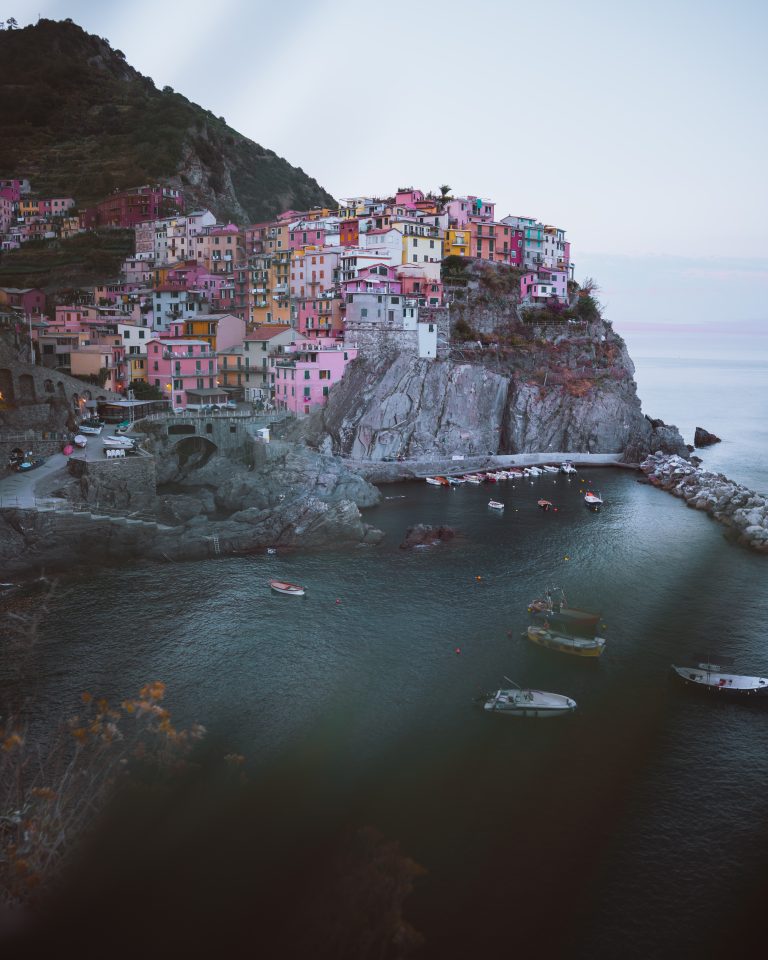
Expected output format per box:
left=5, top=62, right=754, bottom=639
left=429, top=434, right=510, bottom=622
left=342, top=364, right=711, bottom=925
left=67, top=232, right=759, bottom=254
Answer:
left=439, top=184, right=452, bottom=201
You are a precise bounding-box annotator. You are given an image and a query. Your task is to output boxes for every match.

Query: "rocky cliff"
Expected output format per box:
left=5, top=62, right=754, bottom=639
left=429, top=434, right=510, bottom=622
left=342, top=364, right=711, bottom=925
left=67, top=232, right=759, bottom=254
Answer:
left=307, top=321, right=687, bottom=463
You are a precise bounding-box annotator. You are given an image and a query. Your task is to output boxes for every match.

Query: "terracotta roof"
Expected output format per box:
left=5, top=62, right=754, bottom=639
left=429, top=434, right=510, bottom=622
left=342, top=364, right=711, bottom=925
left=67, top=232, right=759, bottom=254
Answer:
left=245, top=325, right=292, bottom=341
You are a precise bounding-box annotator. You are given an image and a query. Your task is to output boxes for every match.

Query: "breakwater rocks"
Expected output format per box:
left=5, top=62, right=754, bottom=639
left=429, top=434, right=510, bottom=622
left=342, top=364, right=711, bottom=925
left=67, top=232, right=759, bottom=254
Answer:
left=640, top=453, right=768, bottom=553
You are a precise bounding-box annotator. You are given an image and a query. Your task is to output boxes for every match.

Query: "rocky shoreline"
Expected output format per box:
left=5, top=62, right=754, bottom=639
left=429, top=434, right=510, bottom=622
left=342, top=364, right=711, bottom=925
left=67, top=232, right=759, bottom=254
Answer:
left=640, top=453, right=768, bottom=554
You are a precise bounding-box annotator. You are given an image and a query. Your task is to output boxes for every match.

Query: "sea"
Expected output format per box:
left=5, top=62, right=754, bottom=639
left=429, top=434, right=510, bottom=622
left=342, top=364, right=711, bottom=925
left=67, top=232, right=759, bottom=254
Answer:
left=2, top=324, right=767, bottom=957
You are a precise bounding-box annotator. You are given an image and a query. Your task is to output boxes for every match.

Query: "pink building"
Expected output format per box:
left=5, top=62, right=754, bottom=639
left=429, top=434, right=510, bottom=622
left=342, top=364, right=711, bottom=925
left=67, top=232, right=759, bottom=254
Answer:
left=395, top=188, right=425, bottom=209
left=289, top=221, right=327, bottom=251
left=0, top=195, right=13, bottom=235
left=468, top=221, right=524, bottom=266
left=271, top=338, right=357, bottom=416
left=395, top=265, right=443, bottom=306
left=290, top=249, right=338, bottom=298
left=38, top=197, right=75, bottom=217
left=146, top=336, right=221, bottom=409
left=445, top=195, right=495, bottom=226
left=296, top=295, right=343, bottom=338
left=0, top=286, right=46, bottom=316
left=82, top=185, right=184, bottom=229
left=520, top=268, right=568, bottom=304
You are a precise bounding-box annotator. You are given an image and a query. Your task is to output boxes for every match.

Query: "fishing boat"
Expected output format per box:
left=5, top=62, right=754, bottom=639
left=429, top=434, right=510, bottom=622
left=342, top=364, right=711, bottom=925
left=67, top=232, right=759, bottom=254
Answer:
left=561, top=461, right=577, bottom=474
left=463, top=474, right=482, bottom=484
left=269, top=580, right=306, bottom=597
left=584, top=490, right=603, bottom=508
left=73, top=435, right=88, bottom=448
left=425, top=477, right=443, bottom=486
left=528, top=587, right=600, bottom=633
left=526, top=625, right=606, bottom=658
left=671, top=656, right=768, bottom=698
left=488, top=500, right=504, bottom=511
left=483, top=677, right=576, bottom=718
left=537, top=499, right=554, bottom=511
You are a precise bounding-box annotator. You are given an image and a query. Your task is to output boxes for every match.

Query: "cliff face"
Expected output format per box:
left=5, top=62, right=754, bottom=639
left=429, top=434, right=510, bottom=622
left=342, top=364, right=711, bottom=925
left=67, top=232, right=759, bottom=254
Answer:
left=310, top=322, right=687, bottom=463
left=0, top=19, right=334, bottom=221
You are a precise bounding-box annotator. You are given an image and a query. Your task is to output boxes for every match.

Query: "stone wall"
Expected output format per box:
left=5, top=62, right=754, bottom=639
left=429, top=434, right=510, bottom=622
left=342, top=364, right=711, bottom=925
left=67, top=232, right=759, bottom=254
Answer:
left=68, top=453, right=158, bottom=510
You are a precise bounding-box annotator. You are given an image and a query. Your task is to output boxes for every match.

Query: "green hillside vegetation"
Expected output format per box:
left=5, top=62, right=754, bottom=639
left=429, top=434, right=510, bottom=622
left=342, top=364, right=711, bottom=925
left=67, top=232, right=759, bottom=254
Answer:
left=0, top=229, right=134, bottom=291
left=0, top=19, right=335, bottom=222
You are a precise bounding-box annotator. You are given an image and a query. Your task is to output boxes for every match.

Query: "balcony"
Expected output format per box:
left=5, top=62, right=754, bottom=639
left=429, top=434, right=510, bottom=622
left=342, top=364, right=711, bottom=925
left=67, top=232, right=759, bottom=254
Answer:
left=163, top=349, right=217, bottom=360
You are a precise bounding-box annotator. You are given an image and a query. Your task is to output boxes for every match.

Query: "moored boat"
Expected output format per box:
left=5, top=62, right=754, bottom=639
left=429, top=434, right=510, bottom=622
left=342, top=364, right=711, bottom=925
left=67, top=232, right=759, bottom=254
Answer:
left=78, top=422, right=103, bottom=436
left=526, top=625, right=606, bottom=658
left=671, top=657, right=768, bottom=698
left=561, top=461, right=577, bottom=474
left=103, top=435, right=136, bottom=448
left=488, top=500, right=504, bottom=510
left=73, top=435, right=88, bottom=448
left=541, top=465, right=559, bottom=474
left=528, top=587, right=600, bottom=633
left=425, top=477, right=443, bottom=486
left=269, top=579, right=306, bottom=597
left=483, top=678, right=576, bottom=717
left=434, top=476, right=450, bottom=486
left=463, top=474, right=482, bottom=484
left=584, top=490, right=603, bottom=508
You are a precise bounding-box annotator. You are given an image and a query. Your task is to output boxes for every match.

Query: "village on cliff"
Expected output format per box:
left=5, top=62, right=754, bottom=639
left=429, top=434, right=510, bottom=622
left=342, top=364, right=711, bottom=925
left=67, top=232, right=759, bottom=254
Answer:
left=0, top=179, right=573, bottom=415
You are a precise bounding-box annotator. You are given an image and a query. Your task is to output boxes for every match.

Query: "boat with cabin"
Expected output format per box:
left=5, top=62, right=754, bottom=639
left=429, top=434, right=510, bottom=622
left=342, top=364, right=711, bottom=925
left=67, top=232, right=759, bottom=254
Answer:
left=561, top=461, right=577, bottom=474
left=584, top=490, right=603, bottom=508
left=528, top=586, right=600, bottom=633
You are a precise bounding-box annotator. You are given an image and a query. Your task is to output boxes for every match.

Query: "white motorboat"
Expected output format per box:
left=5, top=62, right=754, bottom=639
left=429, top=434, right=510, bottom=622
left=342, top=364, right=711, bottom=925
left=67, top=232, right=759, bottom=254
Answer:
left=463, top=474, right=482, bottom=484
left=526, top=466, right=543, bottom=476
left=541, top=465, right=559, bottom=474
left=447, top=476, right=465, bottom=485
left=269, top=579, right=306, bottom=597
left=425, top=477, right=443, bottom=486
left=507, top=469, right=524, bottom=479
left=671, top=657, right=768, bottom=698
left=561, top=461, right=577, bottom=474
left=584, top=490, right=603, bottom=508
left=103, top=435, right=136, bottom=448
left=488, top=500, right=504, bottom=510
left=483, top=678, right=576, bottom=718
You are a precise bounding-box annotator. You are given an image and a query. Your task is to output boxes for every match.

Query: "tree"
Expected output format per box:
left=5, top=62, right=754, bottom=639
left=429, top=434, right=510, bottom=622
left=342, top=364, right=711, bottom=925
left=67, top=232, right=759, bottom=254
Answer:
left=130, top=380, right=162, bottom=400
left=6, top=16, right=18, bottom=28
left=439, top=184, right=452, bottom=200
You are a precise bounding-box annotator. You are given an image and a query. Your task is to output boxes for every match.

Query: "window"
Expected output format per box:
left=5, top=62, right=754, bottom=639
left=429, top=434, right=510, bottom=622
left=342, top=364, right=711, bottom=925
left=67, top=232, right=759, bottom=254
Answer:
left=304, top=370, right=310, bottom=380
left=322, top=386, right=329, bottom=397
left=361, top=308, right=368, bottom=318
left=304, top=387, right=311, bottom=397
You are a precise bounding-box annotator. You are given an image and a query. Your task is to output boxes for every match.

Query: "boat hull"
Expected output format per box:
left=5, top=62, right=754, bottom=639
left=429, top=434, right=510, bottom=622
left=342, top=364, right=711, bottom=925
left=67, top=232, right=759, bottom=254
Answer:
left=484, top=688, right=576, bottom=717
left=671, top=666, right=768, bottom=697
left=269, top=580, right=305, bottom=596
left=526, top=626, right=606, bottom=658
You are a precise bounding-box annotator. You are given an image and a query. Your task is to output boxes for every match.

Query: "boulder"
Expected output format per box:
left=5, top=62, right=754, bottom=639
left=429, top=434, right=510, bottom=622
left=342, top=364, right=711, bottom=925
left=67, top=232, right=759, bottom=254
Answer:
left=399, top=524, right=456, bottom=549
left=694, top=426, right=721, bottom=447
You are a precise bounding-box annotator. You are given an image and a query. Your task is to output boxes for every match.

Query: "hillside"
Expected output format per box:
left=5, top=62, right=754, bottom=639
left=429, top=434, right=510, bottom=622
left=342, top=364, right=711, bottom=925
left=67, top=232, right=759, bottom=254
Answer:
left=0, top=19, right=335, bottom=222
left=0, top=229, right=134, bottom=291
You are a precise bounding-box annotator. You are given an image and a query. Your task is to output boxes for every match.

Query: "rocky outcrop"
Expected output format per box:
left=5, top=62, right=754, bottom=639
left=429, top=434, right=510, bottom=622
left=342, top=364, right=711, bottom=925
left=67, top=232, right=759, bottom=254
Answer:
left=399, top=524, right=456, bottom=549
left=694, top=426, right=722, bottom=447
left=308, top=327, right=687, bottom=463
left=640, top=453, right=768, bottom=553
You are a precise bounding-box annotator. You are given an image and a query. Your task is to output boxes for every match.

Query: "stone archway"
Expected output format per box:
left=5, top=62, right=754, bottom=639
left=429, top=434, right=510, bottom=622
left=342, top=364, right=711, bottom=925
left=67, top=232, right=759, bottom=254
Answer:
left=172, top=436, right=218, bottom=475
left=44, top=379, right=55, bottom=394
left=0, top=369, right=13, bottom=404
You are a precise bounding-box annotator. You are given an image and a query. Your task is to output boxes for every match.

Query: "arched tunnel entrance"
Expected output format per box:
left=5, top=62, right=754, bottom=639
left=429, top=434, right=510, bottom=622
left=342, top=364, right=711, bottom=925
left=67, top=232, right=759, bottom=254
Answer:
left=172, top=435, right=218, bottom=476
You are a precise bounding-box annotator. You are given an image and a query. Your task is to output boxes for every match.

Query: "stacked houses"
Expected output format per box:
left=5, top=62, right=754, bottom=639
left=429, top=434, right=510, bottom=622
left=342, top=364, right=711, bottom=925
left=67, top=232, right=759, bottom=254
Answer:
left=0, top=179, right=573, bottom=416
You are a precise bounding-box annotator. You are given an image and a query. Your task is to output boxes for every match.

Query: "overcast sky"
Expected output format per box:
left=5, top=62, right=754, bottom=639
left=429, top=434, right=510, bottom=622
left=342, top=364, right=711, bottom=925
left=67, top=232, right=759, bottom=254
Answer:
left=9, top=0, right=768, bottom=329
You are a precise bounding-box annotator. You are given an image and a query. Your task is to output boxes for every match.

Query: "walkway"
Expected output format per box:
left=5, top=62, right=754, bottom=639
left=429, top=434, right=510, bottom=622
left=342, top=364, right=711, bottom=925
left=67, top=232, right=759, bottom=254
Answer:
left=0, top=452, right=70, bottom=508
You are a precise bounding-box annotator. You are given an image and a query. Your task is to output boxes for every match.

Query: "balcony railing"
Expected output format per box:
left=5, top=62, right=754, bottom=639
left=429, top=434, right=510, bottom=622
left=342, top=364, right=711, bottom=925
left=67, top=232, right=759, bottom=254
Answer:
left=163, top=350, right=217, bottom=359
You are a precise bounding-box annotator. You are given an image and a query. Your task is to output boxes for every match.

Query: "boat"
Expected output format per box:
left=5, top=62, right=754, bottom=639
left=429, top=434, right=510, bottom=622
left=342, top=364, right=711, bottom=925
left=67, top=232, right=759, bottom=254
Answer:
left=537, top=499, right=554, bottom=511
left=463, top=474, right=482, bottom=484
left=561, top=461, right=577, bottom=474
left=507, top=469, right=524, bottom=479
left=446, top=476, right=464, bottom=485
left=541, top=465, right=559, bottom=474
left=484, top=473, right=497, bottom=483
left=526, top=466, right=543, bottom=476
left=77, top=422, right=102, bottom=436
left=488, top=500, right=504, bottom=510
left=269, top=580, right=306, bottom=597
left=483, top=677, right=576, bottom=718
left=528, top=587, right=600, bottom=633
left=434, top=476, right=450, bottom=487
left=425, top=477, right=443, bottom=486
left=671, top=656, right=768, bottom=698
left=73, top=435, right=88, bottom=448
left=584, top=490, right=603, bottom=508
left=526, top=625, right=606, bottom=658
left=103, top=435, right=136, bottom=448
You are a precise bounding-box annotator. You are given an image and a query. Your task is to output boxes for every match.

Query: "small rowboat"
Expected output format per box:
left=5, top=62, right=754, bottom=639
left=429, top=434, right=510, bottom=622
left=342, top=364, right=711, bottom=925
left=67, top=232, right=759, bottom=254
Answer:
left=537, top=499, right=554, bottom=511
left=269, top=580, right=305, bottom=596
left=488, top=500, right=504, bottom=511
left=541, top=465, right=559, bottom=474
left=463, top=474, right=482, bottom=484
left=425, top=477, right=443, bottom=486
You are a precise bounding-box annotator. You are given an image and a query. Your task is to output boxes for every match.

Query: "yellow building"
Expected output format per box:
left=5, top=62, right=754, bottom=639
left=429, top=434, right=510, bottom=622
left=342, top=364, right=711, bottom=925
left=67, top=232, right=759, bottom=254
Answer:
left=18, top=198, right=39, bottom=217
left=444, top=227, right=471, bottom=259
left=128, top=355, right=147, bottom=384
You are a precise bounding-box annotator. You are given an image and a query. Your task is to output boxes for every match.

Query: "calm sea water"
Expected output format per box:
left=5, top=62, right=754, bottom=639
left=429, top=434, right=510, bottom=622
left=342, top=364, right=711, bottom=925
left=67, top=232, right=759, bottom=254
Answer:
left=3, top=331, right=767, bottom=957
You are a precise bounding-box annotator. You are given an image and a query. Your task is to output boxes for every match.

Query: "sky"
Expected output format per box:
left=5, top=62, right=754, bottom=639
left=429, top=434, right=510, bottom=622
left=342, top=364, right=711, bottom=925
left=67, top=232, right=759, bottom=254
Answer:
left=8, top=0, right=768, bottom=330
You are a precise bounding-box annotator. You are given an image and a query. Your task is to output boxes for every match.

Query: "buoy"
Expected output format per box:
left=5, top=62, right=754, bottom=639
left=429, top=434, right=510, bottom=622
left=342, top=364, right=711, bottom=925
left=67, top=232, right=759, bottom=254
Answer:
left=554, top=508, right=559, bottom=512
left=336, top=599, right=342, bottom=604
left=455, top=647, right=461, bottom=655
left=564, top=555, right=569, bottom=560
left=476, top=575, right=482, bottom=581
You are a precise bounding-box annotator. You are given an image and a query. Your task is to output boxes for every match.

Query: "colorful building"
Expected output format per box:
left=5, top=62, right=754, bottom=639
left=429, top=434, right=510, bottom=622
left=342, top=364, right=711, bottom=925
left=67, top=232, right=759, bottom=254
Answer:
left=82, top=185, right=184, bottom=229
left=146, top=336, right=220, bottom=410
left=271, top=338, right=357, bottom=417
left=242, top=324, right=295, bottom=401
